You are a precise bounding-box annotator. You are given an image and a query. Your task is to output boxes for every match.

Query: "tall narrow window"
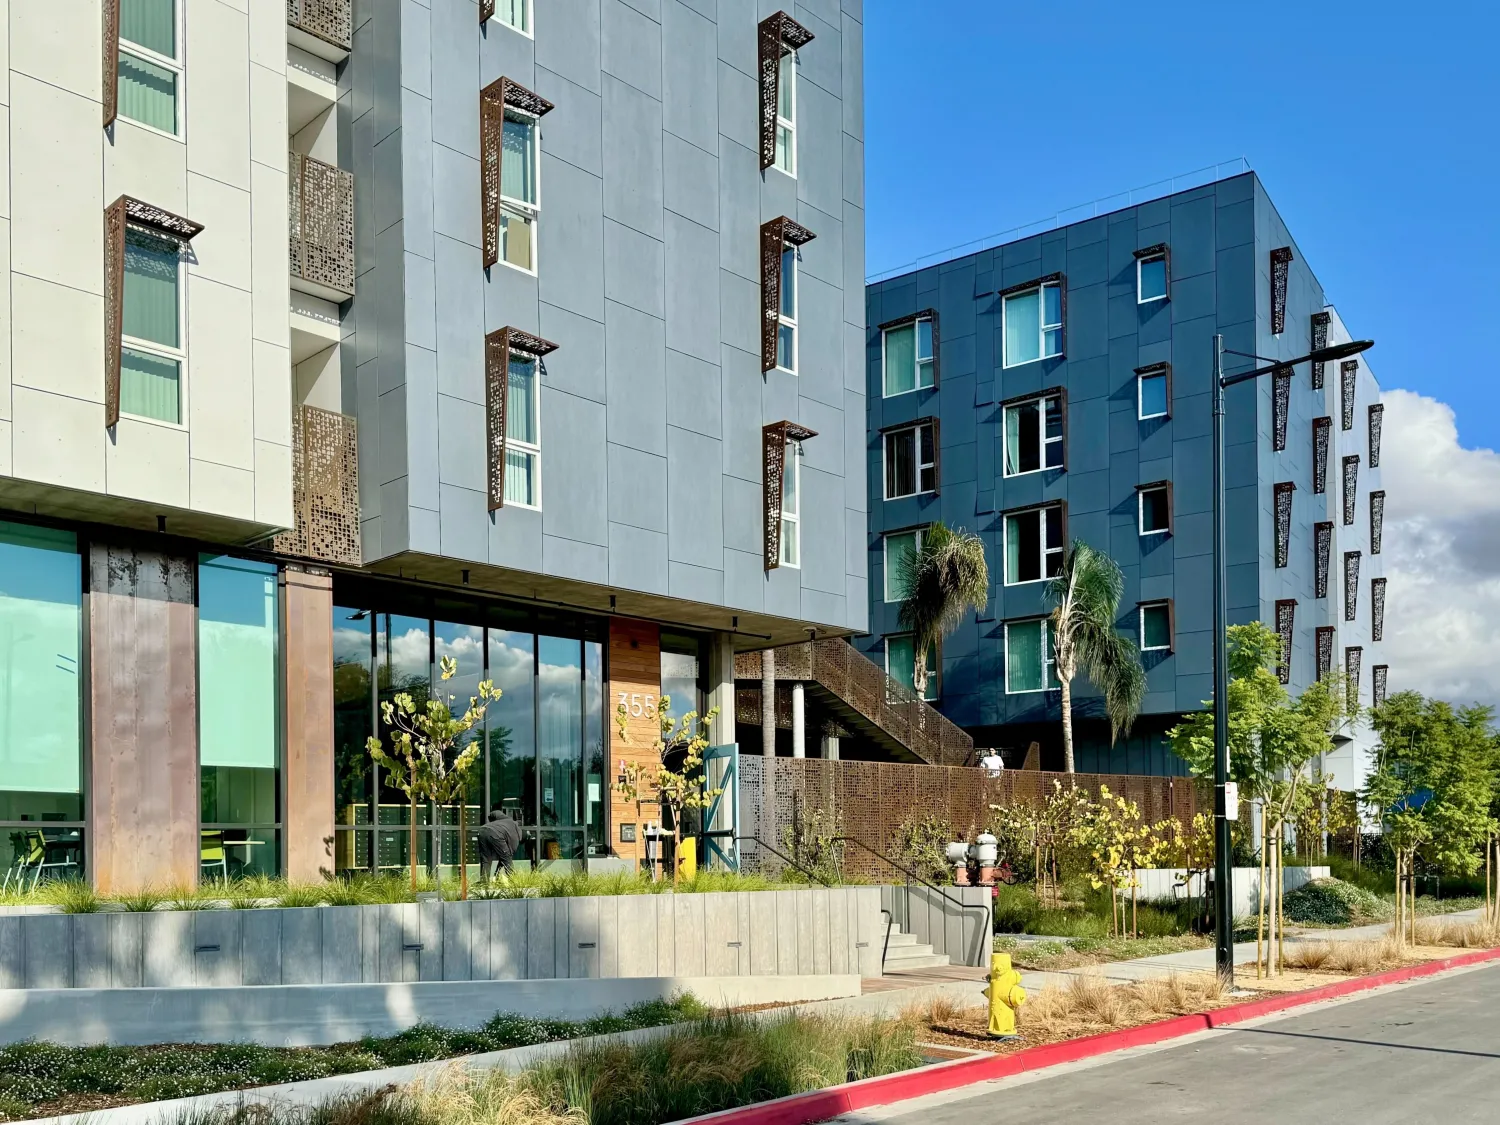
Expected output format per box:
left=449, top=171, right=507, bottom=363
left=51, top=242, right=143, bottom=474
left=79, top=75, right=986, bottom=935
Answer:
left=121, top=228, right=184, bottom=424
left=1137, top=364, right=1170, bottom=420
left=500, top=110, right=539, bottom=271
left=1003, top=392, right=1064, bottom=476
left=1138, top=483, right=1171, bottom=536
left=1275, top=599, right=1296, bottom=684
left=492, top=0, right=530, bottom=33
left=883, top=528, right=924, bottom=602
left=1005, top=619, right=1058, bottom=693
left=881, top=315, right=935, bottom=397
left=198, top=555, right=281, bottom=880
left=1002, top=280, right=1063, bottom=367
left=505, top=353, right=541, bottom=508
left=1004, top=504, right=1064, bottom=584
left=779, top=439, right=800, bottom=567
left=1136, top=251, right=1168, bottom=303
left=117, top=0, right=180, bottom=135
left=886, top=635, right=937, bottom=701
left=777, top=243, right=797, bottom=372
left=775, top=47, right=796, bottom=175
left=1139, top=601, right=1173, bottom=652
left=883, top=422, right=937, bottom=499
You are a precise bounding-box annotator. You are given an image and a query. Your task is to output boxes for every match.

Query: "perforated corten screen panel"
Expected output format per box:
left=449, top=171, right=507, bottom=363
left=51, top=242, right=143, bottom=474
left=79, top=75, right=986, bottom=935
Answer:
left=1310, top=311, right=1330, bottom=389
left=1372, top=576, right=1387, bottom=641
left=1344, top=551, right=1361, bottom=621
left=480, top=78, right=554, bottom=269
left=1341, top=360, right=1359, bottom=431
left=1312, top=417, right=1331, bottom=494
left=1368, top=404, right=1384, bottom=467
left=103, top=198, right=126, bottom=428
left=1316, top=626, right=1335, bottom=681
left=1370, top=490, right=1384, bottom=555
left=757, top=12, right=814, bottom=170
left=1272, top=368, right=1291, bottom=451
left=1274, top=481, right=1295, bottom=568
left=103, top=0, right=120, bottom=127
left=1345, top=646, right=1362, bottom=710
left=1373, top=665, right=1389, bottom=708
left=1314, top=521, right=1333, bottom=599
left=290, top=153, right=355, bottom=297
left=288, top=0, right=352, bottom=52
left=1275, top=599, right=1296, bottom=685
left=1270, top=247, right=1293, bottom=335
left=272, top=405, right=361, bottom=567
left=1342, top=455, right=1360, bottom=525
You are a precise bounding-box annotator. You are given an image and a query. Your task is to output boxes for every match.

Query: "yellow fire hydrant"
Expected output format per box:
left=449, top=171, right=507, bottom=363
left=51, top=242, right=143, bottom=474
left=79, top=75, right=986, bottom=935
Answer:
left=982, top=952, right=1026, bottom=1038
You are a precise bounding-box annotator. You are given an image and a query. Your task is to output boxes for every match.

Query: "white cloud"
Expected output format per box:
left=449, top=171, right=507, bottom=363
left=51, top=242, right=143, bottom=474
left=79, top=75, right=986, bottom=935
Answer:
left=1380, top=389, right=1500, bottom=708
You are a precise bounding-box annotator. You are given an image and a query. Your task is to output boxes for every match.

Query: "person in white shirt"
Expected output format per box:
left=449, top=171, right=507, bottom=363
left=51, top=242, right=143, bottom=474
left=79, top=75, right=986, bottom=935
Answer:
left=979, top=750, right=1004, bottom=777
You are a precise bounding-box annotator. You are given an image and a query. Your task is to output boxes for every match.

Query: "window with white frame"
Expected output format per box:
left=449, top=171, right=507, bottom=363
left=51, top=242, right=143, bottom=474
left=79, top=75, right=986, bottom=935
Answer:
left=1137, top=254, right=1168, bottom=303
left=1003, top=393, right=1064, bottom=476
left=504, top=352, right=541, bottom=507
left=1138, top=484, right=1170, bottom=535
left=499, top=109, right=539, bottom=272
left=884, top=422, right=936, bottom=499
left=1139, top=601, right=1173, bottom=651
left=1138, top=369, right=1169, bottom=419
left=118, top=0, right=181, bottom=136
left=882, top=317, right=934, bottom=397
left=777, top=243, right=797, bottom=372
left=883, top=528, right=924, bottom=602
left=1002, top=282, right=1062, bottom=367
left=493, top=0, right=531, bottom=34
left=779, top=438, right=800, bottom=567
left=1005, top=619, right=1058, bottom=693
left=885, top=634, right=937, bottom=701
left=1003, top=505, right=1063, bottom=584
left=774, top=47, right=796, bottom=175
left=120, top=228, right=184, bottom=425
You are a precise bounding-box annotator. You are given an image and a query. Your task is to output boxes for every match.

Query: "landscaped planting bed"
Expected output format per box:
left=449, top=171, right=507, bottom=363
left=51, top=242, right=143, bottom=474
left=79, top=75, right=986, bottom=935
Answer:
left=0, top=1011, right=925, bottom=1125
left=0, top=998, right=705, bottom=1121
left=0, top=870, right=827, bottom=914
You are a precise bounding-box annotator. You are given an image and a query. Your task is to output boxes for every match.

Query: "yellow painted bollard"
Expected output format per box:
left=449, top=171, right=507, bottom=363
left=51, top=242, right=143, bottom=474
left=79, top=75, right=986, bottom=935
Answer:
left=982, top=952, right=1026, bottom=1038
left=675, top=837, right=697, bottom=883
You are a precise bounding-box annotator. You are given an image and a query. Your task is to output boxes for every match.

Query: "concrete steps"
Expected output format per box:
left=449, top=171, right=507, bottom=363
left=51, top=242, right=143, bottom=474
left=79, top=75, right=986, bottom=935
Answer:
left=880, top=926, right=952, bottom=973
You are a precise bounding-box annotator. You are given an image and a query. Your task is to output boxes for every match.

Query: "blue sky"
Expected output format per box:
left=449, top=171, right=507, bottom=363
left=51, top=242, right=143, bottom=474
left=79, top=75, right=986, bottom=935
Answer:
left=863, top=0, right=1500, bottom=449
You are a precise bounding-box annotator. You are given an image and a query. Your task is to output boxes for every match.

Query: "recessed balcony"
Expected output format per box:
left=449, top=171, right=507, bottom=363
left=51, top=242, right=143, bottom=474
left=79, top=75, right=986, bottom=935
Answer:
left=289, top=152, right=355, bottom=303
left=287, top=0, right=351, bottom=63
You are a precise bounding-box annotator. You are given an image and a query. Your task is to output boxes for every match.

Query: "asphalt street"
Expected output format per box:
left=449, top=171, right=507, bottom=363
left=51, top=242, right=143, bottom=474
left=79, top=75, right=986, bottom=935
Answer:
left=845, top=962, right=1500, bottom=1125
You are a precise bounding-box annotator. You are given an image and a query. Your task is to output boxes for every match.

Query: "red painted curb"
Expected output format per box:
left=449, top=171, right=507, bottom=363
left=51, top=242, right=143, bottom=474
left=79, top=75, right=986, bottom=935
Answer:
left=680, top=944, right=1500, bottom=1125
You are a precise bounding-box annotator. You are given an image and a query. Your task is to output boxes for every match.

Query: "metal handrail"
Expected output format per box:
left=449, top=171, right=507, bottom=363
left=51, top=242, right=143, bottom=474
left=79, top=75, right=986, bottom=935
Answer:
left=833, top=836, right=993, bottom=953
left=733, top=835, right=839, bottom=888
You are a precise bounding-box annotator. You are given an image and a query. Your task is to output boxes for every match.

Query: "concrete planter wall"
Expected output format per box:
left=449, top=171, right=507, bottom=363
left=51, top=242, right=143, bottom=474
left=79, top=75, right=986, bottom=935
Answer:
left=880, top=885, right=991, bottom=967
left=1130, top=866, right=1329, bottom=919
left=0, top=888, right=886, bottom=991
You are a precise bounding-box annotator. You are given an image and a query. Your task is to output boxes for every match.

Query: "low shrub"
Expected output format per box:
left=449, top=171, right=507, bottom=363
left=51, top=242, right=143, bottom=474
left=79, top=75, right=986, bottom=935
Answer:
left=0, top=997, right=706, bottom=1119
left=1282, top=877, right=1391, bottom=926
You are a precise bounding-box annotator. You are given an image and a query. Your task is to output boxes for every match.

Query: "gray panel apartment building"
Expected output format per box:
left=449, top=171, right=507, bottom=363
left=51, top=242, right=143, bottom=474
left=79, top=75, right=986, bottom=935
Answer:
left=863, top=173, right=1385, bottom=780
left=0, top=0, right=868, bottom=891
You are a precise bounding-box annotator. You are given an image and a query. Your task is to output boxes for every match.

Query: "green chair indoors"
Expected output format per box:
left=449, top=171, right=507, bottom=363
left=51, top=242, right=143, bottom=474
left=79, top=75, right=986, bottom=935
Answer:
left=200, top=830, right=229, bottom=883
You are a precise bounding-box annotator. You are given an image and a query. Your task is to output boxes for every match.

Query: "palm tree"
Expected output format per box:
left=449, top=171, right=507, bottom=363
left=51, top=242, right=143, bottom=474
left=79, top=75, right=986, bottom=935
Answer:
left=1046, top=540, right=1146, bottom=773
left=896, top=522, right=988, bottom=700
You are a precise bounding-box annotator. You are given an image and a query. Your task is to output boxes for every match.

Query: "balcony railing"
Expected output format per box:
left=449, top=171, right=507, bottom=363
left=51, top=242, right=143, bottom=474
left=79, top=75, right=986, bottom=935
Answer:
left=290, top=152, right=355, bottom=301
left=273, top=405, right=361, bottom=567
left=287, top=0, right=351, bottom=59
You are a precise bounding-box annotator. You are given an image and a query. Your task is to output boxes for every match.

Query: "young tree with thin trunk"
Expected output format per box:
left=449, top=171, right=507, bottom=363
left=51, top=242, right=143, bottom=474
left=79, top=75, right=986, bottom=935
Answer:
left=1045, top=541, right=1146, bottom=773
left=895, top=522, right=988, bottom=700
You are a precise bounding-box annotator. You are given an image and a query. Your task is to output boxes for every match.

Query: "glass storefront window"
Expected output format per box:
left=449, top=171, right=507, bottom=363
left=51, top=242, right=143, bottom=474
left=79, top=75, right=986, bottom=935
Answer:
left=0, top=522, right=84, bottom=886
left=198, top=555, right=280, bottom=880
left=332, top=586, right=608, bottom=878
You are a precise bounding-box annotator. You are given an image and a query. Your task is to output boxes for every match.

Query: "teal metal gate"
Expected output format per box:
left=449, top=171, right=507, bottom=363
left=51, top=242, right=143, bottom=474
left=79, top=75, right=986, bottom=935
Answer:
left=700, top=743, right=739, bottom=871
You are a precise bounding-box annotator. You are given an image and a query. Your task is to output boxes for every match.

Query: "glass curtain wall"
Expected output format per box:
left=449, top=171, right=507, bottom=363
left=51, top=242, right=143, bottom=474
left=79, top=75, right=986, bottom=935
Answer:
left=198, top=556, right=281, bottom=879
left=0, top=523, right=84, bottom=887
left=332, top=587, right=607, bottom=877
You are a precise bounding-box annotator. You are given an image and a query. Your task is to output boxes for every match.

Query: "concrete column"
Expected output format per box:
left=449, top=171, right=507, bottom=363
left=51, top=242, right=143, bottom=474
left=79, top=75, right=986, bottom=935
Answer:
left=87, top=542, right=199, bottom=893
left=821, top=734, right=840, bottom=760
left=706, top=632, right=736, bottom=747
left=790, top=682, right=805, bottom=758
left=282, top=565, right=335, bottom=883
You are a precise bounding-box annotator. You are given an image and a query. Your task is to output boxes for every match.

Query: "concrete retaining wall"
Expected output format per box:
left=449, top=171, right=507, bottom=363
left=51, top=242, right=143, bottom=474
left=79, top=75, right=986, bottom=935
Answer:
left=0, top=888, right=886, bottom=990
left=1131, top=866, right=1329, bottom=918
left=0, top=975, right=862, bottom=1047
left=880, top=885, right=992, bottom=967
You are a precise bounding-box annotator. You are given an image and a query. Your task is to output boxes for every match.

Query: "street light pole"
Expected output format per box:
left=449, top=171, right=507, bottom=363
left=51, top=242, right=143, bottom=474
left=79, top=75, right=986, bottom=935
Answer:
left=1211, top=334, right=1233, bottom=983
left=1207, top=332, right=1374, bottom=989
